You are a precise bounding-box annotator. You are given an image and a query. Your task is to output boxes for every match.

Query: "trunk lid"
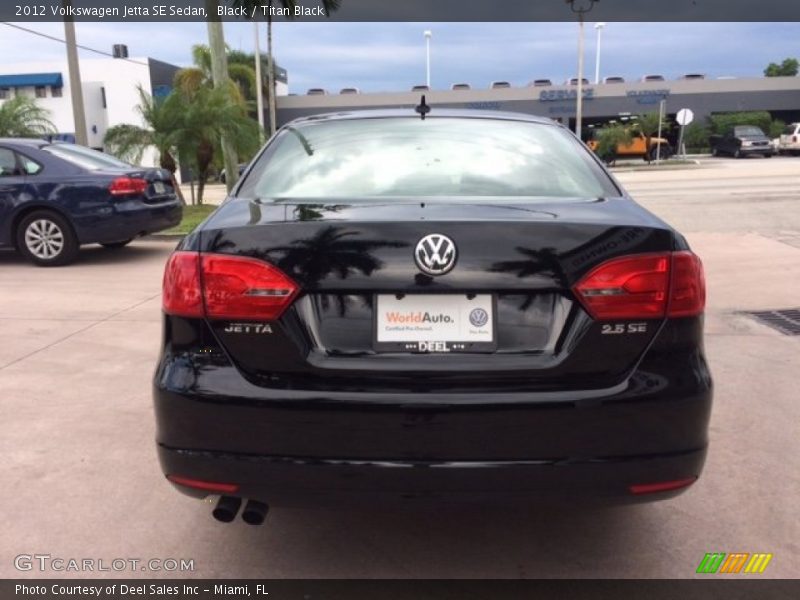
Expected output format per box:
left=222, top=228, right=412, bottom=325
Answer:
left=199, top=199, right=676, bottom=392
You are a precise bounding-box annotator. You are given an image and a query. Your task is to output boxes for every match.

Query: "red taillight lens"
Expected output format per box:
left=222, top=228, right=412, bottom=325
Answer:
left=573, top=254, right=670, bottom=319
left=109, top=176, right=148, bottom=196
left=162, top=252, right=203, bottom=317
left=668, top=251, right=706, bottom=317
left=201, top=254, right=299, bottom=320
left=162, top=251, right=299, bottom=321
left=629, top=477, right=697, bottom=495
left=167, top=475, right=239, bottom=493
left=573, top=251, right=705, bottom=320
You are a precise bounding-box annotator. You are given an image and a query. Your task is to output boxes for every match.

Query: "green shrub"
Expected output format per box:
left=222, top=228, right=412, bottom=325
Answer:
left=709, top=111, right=773, bottom=135
left=683, top=122, right=712, bottom=153
left=594, top=125, right=633, bottom=163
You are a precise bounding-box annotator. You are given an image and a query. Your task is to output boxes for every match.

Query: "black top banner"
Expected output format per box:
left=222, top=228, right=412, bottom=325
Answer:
left=5, top=0, right=800, bottom=22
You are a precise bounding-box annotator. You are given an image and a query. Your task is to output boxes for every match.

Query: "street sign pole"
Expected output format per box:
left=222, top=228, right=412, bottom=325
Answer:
left=676, top=108, right=695, bottom=159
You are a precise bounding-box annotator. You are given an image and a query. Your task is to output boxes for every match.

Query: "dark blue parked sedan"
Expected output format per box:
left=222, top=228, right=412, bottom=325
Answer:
left=0, top=138, right=182, bottom=266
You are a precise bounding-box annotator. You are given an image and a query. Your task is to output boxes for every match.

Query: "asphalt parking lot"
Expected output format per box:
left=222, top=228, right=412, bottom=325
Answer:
left=1, top=157, right=798, bottom=579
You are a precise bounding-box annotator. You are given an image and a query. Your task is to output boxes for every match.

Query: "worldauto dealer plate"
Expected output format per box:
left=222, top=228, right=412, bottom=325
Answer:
left=374, top=294, right=496, bottom=353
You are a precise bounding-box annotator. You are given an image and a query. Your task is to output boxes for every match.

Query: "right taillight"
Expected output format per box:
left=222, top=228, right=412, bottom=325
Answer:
left=668, top=251, right=706, bottom=317
left=162, top=251, right=299, bottom=320
left=109, top=176, right=148, bottom=196
left=573, top=251, right=705, bottom=320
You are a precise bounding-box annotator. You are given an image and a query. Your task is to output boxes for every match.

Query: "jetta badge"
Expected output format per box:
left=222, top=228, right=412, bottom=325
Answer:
left=415, top=234, right=457, bottom=276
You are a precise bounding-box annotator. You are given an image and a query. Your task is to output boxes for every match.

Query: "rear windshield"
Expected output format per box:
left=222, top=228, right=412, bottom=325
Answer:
left=783, top=124, right=799, bottom=135
left=43, top=143, right=132, bottom=170
left=734, top=126, right=765, bottom=137
left=238, top=117, right=617, bottom=201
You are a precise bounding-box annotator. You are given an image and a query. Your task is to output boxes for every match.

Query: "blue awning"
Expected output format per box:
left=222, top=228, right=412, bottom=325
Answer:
left=0, top=73, right=63, bottom=89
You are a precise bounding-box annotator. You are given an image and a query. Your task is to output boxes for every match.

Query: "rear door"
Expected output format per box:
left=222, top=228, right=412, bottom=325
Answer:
left=0, top=147, right=31, bottom=245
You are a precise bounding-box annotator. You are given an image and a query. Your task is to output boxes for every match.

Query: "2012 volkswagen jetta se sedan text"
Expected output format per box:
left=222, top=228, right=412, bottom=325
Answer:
left=154, top=109, right=712, bottom=523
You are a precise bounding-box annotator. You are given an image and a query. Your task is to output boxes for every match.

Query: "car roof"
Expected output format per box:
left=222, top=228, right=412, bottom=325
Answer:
left=284, top=108, right=559, bottom=127
left=0, top=137, right=50, bottom=148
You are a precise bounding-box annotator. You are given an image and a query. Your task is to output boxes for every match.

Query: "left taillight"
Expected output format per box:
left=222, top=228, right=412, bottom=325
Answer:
left=573, top=251, right=706, bottom=320
left=162, top=252, right=203, bottom=317
left=162, top=251, right=299, bottom=321
left=109, top=176, right=148, bottom=196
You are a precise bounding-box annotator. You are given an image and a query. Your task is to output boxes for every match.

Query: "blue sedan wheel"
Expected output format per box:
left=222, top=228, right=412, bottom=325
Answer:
left=16, top=211, right=79, bottom=267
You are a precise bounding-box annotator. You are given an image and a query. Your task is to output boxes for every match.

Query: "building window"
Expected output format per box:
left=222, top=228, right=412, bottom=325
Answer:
left=100, top=87, right=107, bottom=109
left=0, top=88, right=10, bottom=99
left=51, top=86, right=63, bottom=98
left=35, top=86, right=47, bottom=98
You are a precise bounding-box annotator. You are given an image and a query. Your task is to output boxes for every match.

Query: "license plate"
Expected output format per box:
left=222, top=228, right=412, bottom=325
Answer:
left=154, top=181, right=166, bottom=194
left=374, top=294, right=496, bottom=353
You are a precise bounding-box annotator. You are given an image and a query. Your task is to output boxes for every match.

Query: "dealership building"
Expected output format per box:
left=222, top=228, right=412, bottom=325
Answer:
left=0, top=49, right=289, bottom=168
left=0, top=52, right=181, bottom=160
left=275, top=76, right=800, bottom=138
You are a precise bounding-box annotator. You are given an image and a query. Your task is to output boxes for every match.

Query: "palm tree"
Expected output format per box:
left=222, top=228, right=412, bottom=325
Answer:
left=103, top=85, right=181, bottom=173
left=635, top=112, right=670, bottom=162
left=174, top=45, right=257, bottom=109
left=0, top=96, right=56, bottom=137
left=170, top=85, right=261, bottom=204
left=233, top=0, right=342, bottom=136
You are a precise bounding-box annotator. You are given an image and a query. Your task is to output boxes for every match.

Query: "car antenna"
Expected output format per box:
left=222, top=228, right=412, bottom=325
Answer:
left=415, top=95, right=431, bottom=120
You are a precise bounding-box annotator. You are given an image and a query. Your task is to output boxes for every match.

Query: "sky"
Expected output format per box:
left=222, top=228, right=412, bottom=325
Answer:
left=0, top=21, right=796, bottom=93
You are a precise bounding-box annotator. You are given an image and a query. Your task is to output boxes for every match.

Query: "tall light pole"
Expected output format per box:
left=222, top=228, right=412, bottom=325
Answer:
left=253, top=21, right=265, bottom=141
left=566, top=0, right=598, bottom=142
left=424, top=30, right=432, bottom=88
left=594, top=22, right=606, bottom=85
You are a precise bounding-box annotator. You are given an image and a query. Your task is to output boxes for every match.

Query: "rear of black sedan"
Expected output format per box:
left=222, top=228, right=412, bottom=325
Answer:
left=154, top=110, right=711, bottom=519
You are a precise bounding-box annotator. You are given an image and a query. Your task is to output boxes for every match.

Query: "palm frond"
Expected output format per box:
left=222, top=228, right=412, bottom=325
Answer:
left=103, top=124, right=153, bottom=164
left=0, top=96, right=56, bottom=137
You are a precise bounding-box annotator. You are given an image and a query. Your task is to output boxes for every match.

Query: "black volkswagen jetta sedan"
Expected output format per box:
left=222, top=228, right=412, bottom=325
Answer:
left=155, top=109, right=711, bottom=523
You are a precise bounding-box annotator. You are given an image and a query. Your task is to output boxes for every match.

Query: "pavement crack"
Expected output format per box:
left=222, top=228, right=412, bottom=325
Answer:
left=0, top=293, right=160, bottom=371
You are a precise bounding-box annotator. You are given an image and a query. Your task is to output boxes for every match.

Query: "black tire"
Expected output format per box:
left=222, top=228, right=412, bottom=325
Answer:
left=15, top=210, right=79, bottom=267
left=764, top=153, right=773, bottom=159
left=649, top=145, right=671, bottom=161
left=100, top=239, right=133, bottom=249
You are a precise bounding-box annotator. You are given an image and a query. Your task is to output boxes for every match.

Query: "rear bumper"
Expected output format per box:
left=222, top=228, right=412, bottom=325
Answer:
left=159, top=445, right=706, bottom=507
left=74, top=198, right=182, bottom=244
left=154, top=346, right=712, bottom=506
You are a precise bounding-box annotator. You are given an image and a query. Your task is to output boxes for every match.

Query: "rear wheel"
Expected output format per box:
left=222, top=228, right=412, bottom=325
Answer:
left=649, top=145, right=671, bottom=161
left=100, top=239, right=133, bottom=249
left=16, top=210, right=79, bottom=267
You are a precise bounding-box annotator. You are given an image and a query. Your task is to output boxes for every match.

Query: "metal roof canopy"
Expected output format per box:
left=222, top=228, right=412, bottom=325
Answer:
left=0, top=73, right=63, bottom=88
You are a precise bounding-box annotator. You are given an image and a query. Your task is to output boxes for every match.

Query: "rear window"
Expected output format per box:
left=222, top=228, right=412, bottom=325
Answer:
left=43, top=144, right=132, bottom=170
left=783, top=124, right=799, bottom=135
left=734, top=126, right=765, bottom=137
left=238, top=117, right=617, bottom=201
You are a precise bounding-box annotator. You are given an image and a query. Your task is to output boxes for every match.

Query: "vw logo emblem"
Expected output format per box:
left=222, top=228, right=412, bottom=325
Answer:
left=469, top=308, right=489, bottom=328
left=415, top=234, right=457, bottom=276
